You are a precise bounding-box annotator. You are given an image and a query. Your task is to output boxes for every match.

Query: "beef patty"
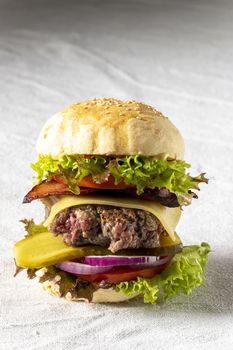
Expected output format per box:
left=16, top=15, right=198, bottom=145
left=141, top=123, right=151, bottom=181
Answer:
left=50, top=205, right=167, bottom=253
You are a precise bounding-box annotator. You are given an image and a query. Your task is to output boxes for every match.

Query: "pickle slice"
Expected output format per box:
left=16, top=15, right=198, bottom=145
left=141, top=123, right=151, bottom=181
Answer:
left=14, top=230, right=182, bottom=268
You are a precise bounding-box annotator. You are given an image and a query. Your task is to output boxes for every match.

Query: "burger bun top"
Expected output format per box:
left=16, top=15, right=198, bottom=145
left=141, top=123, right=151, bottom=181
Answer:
left=36, top=98, right=184, bottom=159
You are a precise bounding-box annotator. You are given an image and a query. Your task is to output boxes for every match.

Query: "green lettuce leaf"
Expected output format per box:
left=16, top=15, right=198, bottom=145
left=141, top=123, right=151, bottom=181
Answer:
left=31, top=154, right=107, bottom=194
left=115, top=242, right=211, bottom=304
left=109, top=156, right=208, bottom=205
left=20, top=219, right=46, bottom=237
left=31, top=154, right=208, bottom=205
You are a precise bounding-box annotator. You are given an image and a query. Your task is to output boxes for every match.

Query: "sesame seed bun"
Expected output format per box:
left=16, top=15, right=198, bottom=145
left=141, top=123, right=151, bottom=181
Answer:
left=36, top=98, right=185, bottom=159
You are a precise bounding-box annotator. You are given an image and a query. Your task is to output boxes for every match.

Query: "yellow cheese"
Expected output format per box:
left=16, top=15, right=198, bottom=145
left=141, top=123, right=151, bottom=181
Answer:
left=44, top=195, right=181, bottom=241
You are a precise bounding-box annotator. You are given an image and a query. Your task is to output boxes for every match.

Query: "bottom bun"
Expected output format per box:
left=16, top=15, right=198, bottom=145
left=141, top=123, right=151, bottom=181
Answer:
left=43, top=281, right=139, bottom=303
left=93, top=288, right=139, bottom=303
left=35, top=268, right=139, bottom=303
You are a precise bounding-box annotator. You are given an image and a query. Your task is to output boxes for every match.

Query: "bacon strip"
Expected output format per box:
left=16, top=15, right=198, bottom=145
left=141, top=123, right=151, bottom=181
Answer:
left=124, top=189, right=179, bottom=207
left=23, top=180, right=95, bottom=203
left=23, top=180, right=180, bottom=207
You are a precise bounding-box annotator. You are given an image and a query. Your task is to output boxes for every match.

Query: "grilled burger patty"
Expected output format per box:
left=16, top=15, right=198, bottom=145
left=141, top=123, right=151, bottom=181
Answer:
left=49, top=205, right=167, bottom=253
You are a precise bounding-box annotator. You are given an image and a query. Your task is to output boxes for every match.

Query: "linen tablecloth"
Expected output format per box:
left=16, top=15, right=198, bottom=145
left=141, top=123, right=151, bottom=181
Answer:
left=0, top=0, right=233, bottom=349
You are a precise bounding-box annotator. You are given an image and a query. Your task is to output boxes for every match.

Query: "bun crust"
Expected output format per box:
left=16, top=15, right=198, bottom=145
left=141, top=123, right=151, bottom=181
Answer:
left=40, top=279, right=139, bottom=303
left=36, top=98, right=184, bottom=159
left=35, top=267, right=139, bottom=303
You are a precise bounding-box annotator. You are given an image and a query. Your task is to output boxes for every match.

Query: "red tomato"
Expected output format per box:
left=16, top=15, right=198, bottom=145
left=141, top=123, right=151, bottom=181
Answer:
left=79, top=175, right=134, bottom=190
left=52, top=174, right=134, bottom=190
left=77, top=264, right=169, bottom=283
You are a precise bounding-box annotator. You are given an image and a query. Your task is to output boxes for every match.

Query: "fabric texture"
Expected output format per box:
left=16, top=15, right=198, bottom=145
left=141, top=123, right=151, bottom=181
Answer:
left=0, top=0, right=233, bottom=349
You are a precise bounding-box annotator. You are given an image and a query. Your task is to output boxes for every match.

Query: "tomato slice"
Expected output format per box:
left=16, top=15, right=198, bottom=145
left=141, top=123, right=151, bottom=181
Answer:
left=52, top=174, right=134, bottom=190
left=78, top=175, right=134, bottom=190
left=77, top=263, right=169, bottom=283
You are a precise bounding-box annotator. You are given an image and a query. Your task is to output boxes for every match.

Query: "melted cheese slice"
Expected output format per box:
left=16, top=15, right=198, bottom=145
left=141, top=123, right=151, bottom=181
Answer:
left=44, top=195, right=181, bottom=241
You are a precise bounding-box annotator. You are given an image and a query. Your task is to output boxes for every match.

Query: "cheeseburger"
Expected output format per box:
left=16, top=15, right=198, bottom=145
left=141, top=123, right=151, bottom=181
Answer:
left=14, top=98, right=210, bottom=303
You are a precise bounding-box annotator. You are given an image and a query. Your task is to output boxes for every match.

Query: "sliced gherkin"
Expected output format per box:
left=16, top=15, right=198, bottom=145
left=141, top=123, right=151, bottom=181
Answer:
left=14, top=230, right=182, bottom=268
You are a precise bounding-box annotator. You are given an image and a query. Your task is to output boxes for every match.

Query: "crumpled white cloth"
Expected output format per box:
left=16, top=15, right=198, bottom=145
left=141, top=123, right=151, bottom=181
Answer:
left=0, top=0, right=233, bottom=349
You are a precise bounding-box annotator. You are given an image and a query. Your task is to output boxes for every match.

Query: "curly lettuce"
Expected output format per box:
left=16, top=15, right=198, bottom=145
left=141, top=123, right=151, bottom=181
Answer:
left=115, top=242, right=211, bottom=304
left=31, top=154, right=107, bottom=193
left=31, top=154, right=208, bottom=205
left=20, top=219, right=46, bottom=237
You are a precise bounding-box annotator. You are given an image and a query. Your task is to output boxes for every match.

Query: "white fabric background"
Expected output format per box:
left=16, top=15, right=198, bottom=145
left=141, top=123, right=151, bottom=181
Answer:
left=0, top=0, right=233, bottom=349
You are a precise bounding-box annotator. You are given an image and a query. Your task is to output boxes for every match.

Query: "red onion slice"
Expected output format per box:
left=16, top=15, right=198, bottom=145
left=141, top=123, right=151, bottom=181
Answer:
left=83, top=255, right=171, bottom=267
left=55, top=261, right=112, bottom=275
